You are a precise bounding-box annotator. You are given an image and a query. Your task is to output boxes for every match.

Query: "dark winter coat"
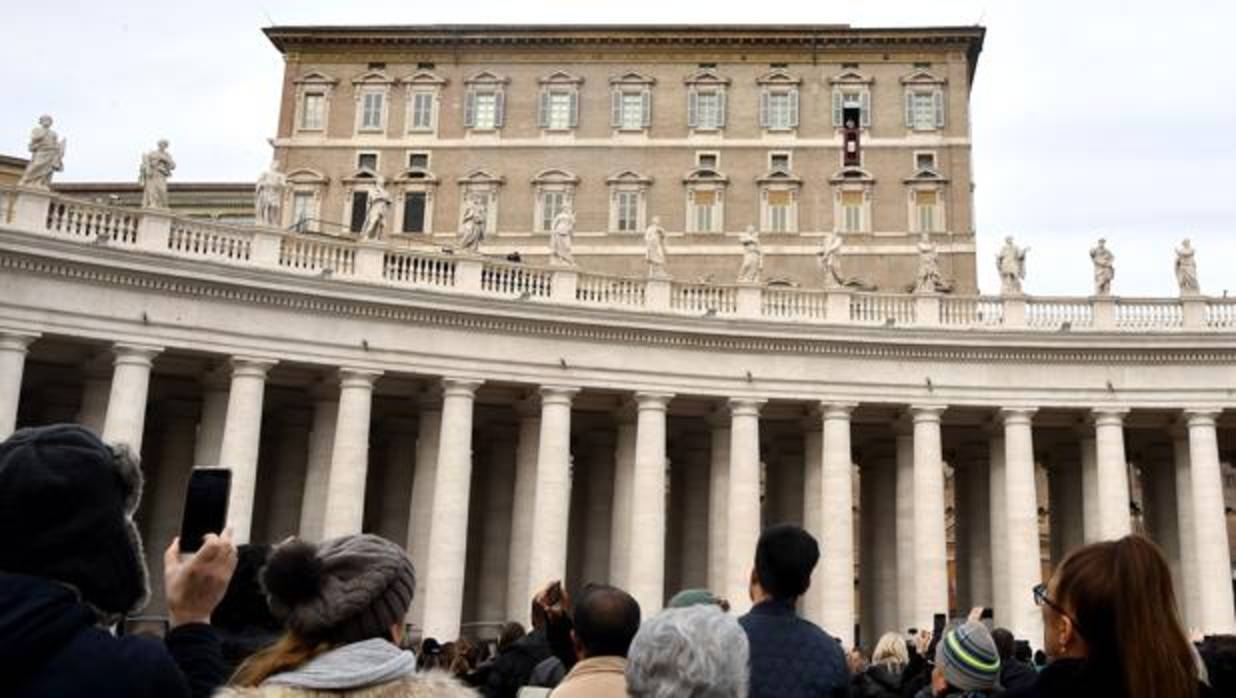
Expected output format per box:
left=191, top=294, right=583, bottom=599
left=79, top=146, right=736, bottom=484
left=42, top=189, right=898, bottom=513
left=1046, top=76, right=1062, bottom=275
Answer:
left=998, top=658, right=1038, bottom=693
left=1004, top=657, right=1217, bottom=698
left=852, top=663, right=905, bottom=697
left=739, top=598, right=850, bottom=698
left=478, top=627, right=552, bottom=698
left=0, top=572, right=227, bottom=698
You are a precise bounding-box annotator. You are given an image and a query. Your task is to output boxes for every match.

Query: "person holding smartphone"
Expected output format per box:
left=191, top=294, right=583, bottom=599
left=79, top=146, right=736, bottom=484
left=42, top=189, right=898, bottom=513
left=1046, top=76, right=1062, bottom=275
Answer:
left=0, top=424, right=238, bottom=698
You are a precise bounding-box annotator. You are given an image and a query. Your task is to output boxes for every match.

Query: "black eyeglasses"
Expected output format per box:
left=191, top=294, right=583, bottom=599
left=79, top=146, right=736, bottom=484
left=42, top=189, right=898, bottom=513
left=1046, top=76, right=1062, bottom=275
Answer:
left=1033, top=583, right=1085, bottom=639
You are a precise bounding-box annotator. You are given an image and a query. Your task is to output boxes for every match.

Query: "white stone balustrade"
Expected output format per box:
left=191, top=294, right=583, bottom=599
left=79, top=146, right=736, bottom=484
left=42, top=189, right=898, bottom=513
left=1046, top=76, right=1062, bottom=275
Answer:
left=1, top=184, right=1230, bottom=332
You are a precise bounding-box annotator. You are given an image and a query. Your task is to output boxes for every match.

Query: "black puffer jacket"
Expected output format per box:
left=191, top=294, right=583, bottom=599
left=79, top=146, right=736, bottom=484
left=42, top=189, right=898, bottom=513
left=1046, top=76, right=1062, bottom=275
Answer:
left=0, top=572, right=226, bottom=698
left=478, top=627, right=551, bottom=698
left=852, top=663, right=905, bottom=697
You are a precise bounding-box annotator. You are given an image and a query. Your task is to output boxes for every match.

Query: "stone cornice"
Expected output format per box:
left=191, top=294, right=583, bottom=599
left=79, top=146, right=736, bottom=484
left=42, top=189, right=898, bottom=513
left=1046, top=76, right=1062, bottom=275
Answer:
left=2, top=238, right=1234, bottom=368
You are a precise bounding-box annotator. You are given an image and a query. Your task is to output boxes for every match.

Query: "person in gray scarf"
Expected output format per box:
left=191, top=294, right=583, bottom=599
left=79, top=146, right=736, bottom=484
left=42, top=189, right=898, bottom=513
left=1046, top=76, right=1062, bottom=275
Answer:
left=216, top=534, right=475, bottom=698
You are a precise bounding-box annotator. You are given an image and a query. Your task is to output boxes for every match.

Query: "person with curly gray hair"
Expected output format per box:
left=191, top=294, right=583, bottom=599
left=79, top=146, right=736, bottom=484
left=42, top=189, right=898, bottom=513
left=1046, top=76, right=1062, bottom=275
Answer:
left=625, top=605, right=749, bottom=698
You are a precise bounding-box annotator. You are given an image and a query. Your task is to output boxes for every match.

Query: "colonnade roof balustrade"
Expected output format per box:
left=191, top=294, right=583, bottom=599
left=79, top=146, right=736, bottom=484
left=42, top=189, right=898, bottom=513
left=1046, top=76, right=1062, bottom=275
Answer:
left=2, top=184, right=1235, bottom=334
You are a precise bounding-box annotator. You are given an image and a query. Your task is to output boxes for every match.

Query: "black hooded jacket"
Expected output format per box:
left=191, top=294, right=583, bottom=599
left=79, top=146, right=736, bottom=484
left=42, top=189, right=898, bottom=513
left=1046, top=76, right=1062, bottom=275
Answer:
left=0, top=572, right=225, bottom=698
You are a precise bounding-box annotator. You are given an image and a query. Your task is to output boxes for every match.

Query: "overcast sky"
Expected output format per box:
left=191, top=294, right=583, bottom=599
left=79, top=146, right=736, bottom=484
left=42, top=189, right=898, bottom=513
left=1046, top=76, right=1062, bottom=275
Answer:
left=3, top=0, right=1234, bottom=296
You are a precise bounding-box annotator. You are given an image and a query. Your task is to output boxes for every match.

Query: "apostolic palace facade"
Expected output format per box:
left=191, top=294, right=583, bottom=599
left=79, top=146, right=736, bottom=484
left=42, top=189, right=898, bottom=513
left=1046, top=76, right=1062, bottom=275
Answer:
left=1, top=24, right=1233, bottom=648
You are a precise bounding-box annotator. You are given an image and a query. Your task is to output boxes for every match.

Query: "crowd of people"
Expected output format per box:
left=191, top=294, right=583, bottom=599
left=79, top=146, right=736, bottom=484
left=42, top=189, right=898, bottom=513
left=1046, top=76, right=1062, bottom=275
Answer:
left=1, top=423, right=1234, bottom=697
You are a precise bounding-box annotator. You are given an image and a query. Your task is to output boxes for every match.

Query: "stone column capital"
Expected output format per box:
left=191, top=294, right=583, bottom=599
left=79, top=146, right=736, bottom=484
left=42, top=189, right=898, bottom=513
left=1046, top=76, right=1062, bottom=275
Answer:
left=0, top=330, right=39, bottom=353
left=441, top=376, right=483, bottom=398
left=338, top=367, right=382, bottom=389
left=910, top=404, right=947, bottom=423
left=112, top=343, right=163, bottom=367
left=1183, top=409, right=1220, bottom=428
left=635, top=391, right=674, bottom=411
left=999, top=407, right=1038, bottom=426
left=727, top=397, right=766, bottom=417
left=539, top=385, right=580, bottom=405
left=820, top=402, right=858, bottom=421
left=1091, top=408, right=1129, bottom=427
left=231, top=356, right=278, bottom=378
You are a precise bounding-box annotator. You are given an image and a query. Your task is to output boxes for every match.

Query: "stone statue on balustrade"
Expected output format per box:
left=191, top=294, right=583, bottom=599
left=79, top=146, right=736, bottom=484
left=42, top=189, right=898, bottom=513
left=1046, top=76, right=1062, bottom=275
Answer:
left=17, top=115, right=66, bottom=189
left=1090, top=238, right=1115, bottom=296
left=361, top=175, right=392, bottom=240
left=1175, top=238, right=1200, bottom=296
left=737, top=225, right=763, bottom=284
left=996, top=235, right=1029, bottom=295
left=816, top=232, right=873, bottom=291
left=550, top=202, right=577, bottom=266
left=139, top=140, right=176, bottom=210
left=644, top=216, right=669, bottom=280
left=255, top=160, right=287, bottom=228
left=913, top=231, right=951, bottom=293
left=457, top=195, right=488, bottom=253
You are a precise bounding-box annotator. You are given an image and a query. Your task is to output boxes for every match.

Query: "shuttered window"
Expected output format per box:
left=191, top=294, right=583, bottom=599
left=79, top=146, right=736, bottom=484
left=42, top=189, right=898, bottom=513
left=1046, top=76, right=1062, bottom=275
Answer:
left=360, top=91, right=384, bottom=130
left=841, top=190, right=864, bottom=233
left=301, top=93, right=324, bottom=130
left=410, top=92, right=434, bottom=130
left=616, top=191, right=640, bottom=232
left=403, top=192, right=427, bottom=233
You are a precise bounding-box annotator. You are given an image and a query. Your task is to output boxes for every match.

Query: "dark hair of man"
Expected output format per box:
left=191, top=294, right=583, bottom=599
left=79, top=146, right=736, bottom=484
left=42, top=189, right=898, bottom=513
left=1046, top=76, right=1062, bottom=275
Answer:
left=991, top=627, right=1015, bottom=661
left=754, top=524, right=820, bottom=600
left=571, top=584, right=641, bottom=658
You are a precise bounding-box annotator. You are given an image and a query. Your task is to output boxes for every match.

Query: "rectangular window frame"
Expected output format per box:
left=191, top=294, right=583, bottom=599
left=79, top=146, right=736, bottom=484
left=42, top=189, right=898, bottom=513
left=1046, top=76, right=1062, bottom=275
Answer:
left=408, top=90, right=437, bottom=133
left=401, top=191, right=429, bottom=234
left=300, top=92, right=326, bottom=131
left=357, top=88, right=387, bottom=132
left=768, top=151, right=792, bottom=172
left=914, top=150, right=938, bottom=172
left=289, top=190, right=316, bottom=231
left=406, top=151, right=430, bottom=170
left=686, top=187, right=723, bottom=234
left=615, top=190, right=641, bottom=233
left=355, top=151, right=380, bottom=174
left=695, top=151, right=721, bottom=170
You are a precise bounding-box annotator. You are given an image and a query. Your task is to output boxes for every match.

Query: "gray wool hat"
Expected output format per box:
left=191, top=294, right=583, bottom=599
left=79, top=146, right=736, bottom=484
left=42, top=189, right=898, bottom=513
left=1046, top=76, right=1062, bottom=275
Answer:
left=262, top=533, right=415, bottom=644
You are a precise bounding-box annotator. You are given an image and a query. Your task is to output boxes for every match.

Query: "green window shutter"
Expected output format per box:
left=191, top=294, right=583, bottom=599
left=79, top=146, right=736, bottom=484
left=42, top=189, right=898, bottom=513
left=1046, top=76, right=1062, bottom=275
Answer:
left=463, top=90, right=476, bottom=128
left=538, top=90, right=550, bottom=128
left=687, top=90, right=698, bottom=128
left=759, top=90, right=769, bottom=128
left=832, top=89, right=843, bottom=127
left=788, top=88, right=799, bottom=128
left=934, top=89, right=945, bottom=128
left=717, top=89, right=727, bottom=127
left=860, top=91, right=872, bottom=128
left=905, top=90, right=915, bottom=128
left=494, top=91, right=505, bottom=128
left=569, top=90, right=579, bottom=127
left=641, top=89, right=652, bottom=127
left=610, top=90, right=622, bottom=127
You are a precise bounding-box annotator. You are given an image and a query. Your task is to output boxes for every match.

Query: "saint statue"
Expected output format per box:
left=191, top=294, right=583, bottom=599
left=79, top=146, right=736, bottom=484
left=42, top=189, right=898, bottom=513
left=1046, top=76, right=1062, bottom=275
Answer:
left=996, top=235, right=1029, bottom=295
left=818, top=232, right=845, bottom=289
left=254, top=161, right=287, bottom=228
left=17, top=115, right=66, bottom=189
left=1090, top=238, right=1115, bottom=296
left=914, top=231, right=945, bottom=293
left=549, top=202, right=577, bottom=266
left=737, top=225, right=763, bottom=284
left=361, top=176, right=392, bottom=240
left=1175, top=238, right=1200, bottom=296
left=458, top=195, right=488, bottom=252
left=644, top=216, right=668, bottom=279
left=139, top=140, right=176, bottom=210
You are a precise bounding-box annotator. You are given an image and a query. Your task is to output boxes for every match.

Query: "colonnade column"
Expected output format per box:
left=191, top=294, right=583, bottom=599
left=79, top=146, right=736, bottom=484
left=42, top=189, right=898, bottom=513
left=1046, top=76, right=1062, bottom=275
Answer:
left=0, top=331, right=38, bottom=439
left=801, top=419, right=823, bottom=626
left=1173, top=432, right=1201, bottom=629
left=1093, top=409, right=1132, bottom=539
left=101, top=343, right=162, bottom=452
left=608, top=408, right=636, bottom=590
left=504, top=400, right=538, bottom=623
left=894, top=428, right=915, bottom=630
left=726, top=397, right=765, bottom=614
left=628, top=392, right=673, bottom=615
left=298, top=386, right=338, bottom=542
left=1184, top=410, right=1236, bottom=633
left=421, top=377, right=482, bottom=641
left=1080, top=436, right=1100, bottom=542
left=526, top=386, right=579, bottom=596
left=193, top=375, right=229, bottom=467
left=911, top=405, right=948, bottom=626
left=707, top=412, right=730, bottom=595
left=989, top=435, right=1008, bottom=625
left=410, top=391, right=443, bottom=628
left=218, top=357, right=276, bottom=545
left=1002, top=407, right=1043, bottom=645
left=819, top=403, right=856, bottom=646
left=320, top=368, right=382, bottom=540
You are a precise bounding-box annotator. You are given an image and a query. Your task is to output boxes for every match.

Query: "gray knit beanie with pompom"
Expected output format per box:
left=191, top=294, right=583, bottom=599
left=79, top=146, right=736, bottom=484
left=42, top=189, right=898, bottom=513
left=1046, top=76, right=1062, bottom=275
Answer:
left=262, top=533, right=415, bottom=644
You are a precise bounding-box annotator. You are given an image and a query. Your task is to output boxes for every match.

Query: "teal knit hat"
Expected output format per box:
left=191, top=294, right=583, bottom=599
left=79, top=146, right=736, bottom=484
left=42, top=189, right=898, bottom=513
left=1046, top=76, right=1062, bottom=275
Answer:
left=935, top=620, right=1001, bottom=692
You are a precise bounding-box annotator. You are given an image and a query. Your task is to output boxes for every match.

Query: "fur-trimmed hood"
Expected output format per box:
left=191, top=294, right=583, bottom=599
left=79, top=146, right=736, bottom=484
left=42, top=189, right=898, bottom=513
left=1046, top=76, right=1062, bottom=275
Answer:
left=215, top=671, right=478, bottom=698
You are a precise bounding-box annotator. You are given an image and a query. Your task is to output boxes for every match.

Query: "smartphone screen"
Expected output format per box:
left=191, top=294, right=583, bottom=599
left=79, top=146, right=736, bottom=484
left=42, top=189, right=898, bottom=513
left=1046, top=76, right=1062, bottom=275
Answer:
left=179, top=468, right=231, bottom=553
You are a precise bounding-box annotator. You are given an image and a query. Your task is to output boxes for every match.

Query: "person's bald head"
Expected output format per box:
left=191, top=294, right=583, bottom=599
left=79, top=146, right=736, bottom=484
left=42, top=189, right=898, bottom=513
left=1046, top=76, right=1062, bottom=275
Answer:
left=573, top=584, right=641, bottom=658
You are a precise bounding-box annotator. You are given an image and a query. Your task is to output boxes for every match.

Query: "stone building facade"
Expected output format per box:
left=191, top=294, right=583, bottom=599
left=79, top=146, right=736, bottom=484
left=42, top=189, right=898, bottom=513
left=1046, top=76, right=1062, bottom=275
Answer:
left=265, top=25, right=983, bottom=291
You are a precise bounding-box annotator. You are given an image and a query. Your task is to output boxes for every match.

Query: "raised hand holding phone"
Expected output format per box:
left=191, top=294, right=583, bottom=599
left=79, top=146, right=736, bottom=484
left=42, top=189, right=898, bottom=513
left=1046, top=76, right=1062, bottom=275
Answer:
left=164, top=528, right=237, bottom=628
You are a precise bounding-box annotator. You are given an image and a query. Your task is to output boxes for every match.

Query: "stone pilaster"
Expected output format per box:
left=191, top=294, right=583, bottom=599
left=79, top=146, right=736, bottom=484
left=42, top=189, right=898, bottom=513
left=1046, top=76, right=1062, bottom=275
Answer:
left=628, top=391, right=673, bottom=615
left=218, top=357, right=276, bottom=544
left=819, top=403, right=857, bottom=646
left=1092, top=409, right=1132, bottom=540
left=320, top=368, right=382, bottom=539
left=1183, top=410, right=1236, bottom=633
left=726, top=397, right=765, bottom=614
left=1001, top=408, right=1043, bottom=646
left=911, top=404, right=948, bottom=627
left=526, top=386, right=579, bottom=595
